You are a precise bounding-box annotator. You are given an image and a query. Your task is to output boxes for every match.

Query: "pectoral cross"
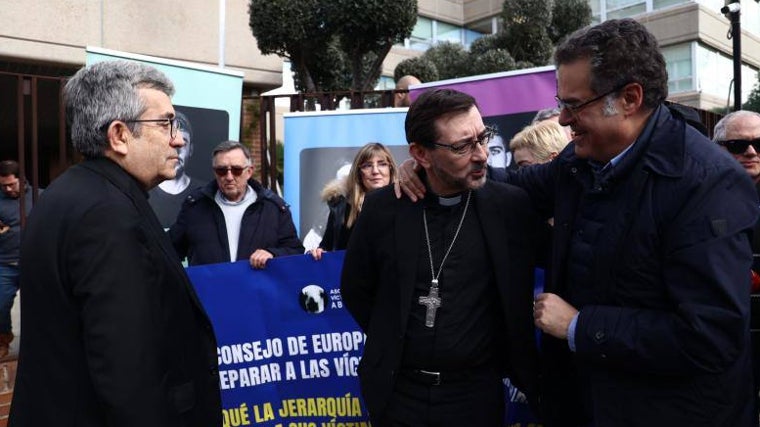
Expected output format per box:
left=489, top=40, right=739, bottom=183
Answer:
left=418, top=279, right=441, bottom=328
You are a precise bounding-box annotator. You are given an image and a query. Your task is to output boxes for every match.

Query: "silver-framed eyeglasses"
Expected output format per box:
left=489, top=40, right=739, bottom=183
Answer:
left=555, top=82, right=629, bottom=117
left=430, top=125, right=497, bottom=156
left=125, top=117, right=181, bottom=139
left=359, top=160, right=390, bottom=172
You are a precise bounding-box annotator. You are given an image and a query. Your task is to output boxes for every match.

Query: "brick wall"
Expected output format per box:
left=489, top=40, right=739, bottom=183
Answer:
left=0, top=359, right=17, bottom=427
left=241, top=97, right=263, bottom=181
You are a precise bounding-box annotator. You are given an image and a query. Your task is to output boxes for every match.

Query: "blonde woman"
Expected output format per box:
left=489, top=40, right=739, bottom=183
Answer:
left=509, top=120, right=569, bottom=168
left=311, top=143, right=397, bottom=260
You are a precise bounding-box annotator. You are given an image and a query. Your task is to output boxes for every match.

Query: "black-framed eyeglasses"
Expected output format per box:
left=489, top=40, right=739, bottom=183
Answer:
left=213, top=165, right=250, bottom=177
left=125, top=117, right=181, bottom=139
left=430, top=126, right=497, bottom=156
left=555, top=82, right=630, bottom=117
left=717, top=138, right=760, bottom=155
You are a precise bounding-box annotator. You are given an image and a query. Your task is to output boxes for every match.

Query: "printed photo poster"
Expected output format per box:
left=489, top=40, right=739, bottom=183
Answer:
left=149, top=105, right=229, bottom=228
left=187, top=251, right=371, bottom=427
left=283, top=108, right=410, bottom=247
left=86, top=46, right=242, bottom=228
left=409, top=66, right=558, bottom=170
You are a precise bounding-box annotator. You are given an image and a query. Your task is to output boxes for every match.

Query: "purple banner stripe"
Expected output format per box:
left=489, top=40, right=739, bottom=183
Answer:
left=409, top=67, right=557, bottom=117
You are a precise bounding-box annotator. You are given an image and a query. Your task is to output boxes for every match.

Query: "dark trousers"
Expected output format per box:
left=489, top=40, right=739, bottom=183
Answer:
left=376, top=371, right=504, bottom=427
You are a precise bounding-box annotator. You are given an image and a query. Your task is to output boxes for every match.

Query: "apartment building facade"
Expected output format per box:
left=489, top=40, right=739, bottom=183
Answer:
left=397, top=0, right=760, bottom=111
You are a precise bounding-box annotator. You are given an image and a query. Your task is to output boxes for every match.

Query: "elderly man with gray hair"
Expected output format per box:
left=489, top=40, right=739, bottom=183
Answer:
left=170, top=140, right=303, bottom=268
left=713, top=109, right=760, bottom=424
left=10, top=60, right=222, bottom=427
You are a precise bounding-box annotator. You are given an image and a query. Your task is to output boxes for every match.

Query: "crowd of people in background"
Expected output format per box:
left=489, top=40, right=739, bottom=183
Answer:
left=1, top=16, right=758, bottom=427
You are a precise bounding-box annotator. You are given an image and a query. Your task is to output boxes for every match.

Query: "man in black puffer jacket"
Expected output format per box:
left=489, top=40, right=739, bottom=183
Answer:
left=170, top=140, right=303, bottom=268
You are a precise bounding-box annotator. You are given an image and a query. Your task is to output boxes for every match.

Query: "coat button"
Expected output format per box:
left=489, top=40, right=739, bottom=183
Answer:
left=594, top=331, right=605, bottom=341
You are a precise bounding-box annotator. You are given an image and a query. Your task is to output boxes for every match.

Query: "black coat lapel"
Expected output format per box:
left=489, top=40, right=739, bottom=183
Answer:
left=396, top=198, right=422, bottom=331
left=83, top=159, right=213, bottom=323
left=475, top=184, right=511, bottom=302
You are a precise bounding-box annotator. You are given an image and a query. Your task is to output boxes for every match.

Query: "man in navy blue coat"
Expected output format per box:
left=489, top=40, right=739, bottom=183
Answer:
left=399, top=18, right=758, bottom=427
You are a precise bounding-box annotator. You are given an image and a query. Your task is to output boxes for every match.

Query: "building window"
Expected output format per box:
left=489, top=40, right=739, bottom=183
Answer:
left=409, top=17, right=433, bottom=50
left=464, top=29, right=486, bottom=47
left=653, top=0, right=689, bottom=10
left=591, top=0, right=694, bottom=21
left=662, top=43, right=694, bottom=93
left=403, top=16, right=491, bottom=51
left=695, top=42, right=758, bottom=104
left=741, top=0, right=760, bottom=36
left=606, top=0, right=646, bottom=19
left=436, top=21, right=462, bottom=44
left=375, top=76, right=395, bottom=91
left=591, top=0, right=759, bottom=40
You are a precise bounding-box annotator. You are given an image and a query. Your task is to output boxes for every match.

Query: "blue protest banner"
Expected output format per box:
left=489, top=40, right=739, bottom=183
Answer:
left=188, top=252, right=543, bottom=427
left=187, top=251, right=370, bottom=427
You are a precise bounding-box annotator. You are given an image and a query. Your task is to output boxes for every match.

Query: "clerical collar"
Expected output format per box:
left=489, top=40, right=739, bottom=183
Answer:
left=438, top=193, right=463, bottom=206
left=420, top=174, right=467, bottom=207
left=422, top=189, right=468, bottom=209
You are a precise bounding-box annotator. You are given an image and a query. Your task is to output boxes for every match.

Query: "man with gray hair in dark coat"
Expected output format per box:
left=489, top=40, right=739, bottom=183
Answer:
left=170, top=140, right=303, bottom=268
left=10, top=60, right=222, bottom=427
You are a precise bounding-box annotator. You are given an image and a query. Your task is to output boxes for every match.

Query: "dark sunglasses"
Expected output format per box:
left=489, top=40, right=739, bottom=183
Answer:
left=718, top=138, right=760, bottom=155
left=213, top=166, right=248, bottom=177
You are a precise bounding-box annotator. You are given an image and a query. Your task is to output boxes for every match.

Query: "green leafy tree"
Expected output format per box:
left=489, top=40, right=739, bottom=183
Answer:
left=326, top=0, right=417, bottom=90
left=394, top=56, right=439, bottom=83
left=467, top=0, right=590, bottom=72
left=307, top=39, right=354, bottom=92
left=249, top=0, right=416, bottom=92
left=549, top=0, right=593, bottom=44
left=470, top=49, right=517, bottom=76
left=249, top=0, right=329, bottom=92
left=420, top=41, right=470, bottom=80
left=467, top=33, right=516, bottom=75
left=468, top=33, right=503, bottom=56
left=745, top=72, right=760, bottom=112
left=395, top=0, right=590, bottom=82
left=501, top=0, right=554, bottom=66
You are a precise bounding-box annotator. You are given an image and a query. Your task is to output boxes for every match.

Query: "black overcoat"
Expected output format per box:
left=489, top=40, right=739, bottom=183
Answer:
left=341, top=180, right=541, bottom=422
left=10, top=158, right=222, bottom=427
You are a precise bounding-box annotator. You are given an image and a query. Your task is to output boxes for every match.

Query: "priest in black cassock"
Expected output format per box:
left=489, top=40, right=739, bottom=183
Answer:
left=341, top=88, right=541, bottom=426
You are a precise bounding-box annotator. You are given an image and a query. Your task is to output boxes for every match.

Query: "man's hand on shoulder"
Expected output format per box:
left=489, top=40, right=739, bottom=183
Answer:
left=393, top=158, right=426, bottom=201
